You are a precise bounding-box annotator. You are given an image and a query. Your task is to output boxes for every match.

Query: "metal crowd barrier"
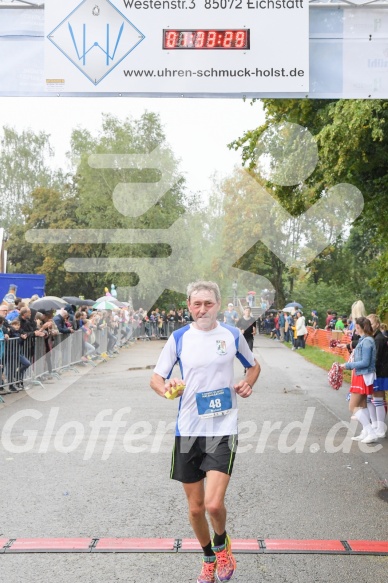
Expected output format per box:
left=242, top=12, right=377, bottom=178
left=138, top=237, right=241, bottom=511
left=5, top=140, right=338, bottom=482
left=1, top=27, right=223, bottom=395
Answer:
left=0, top=336, right=32, bottom=395
left=129, top=319, right=189, bottom=341
left=94, top=327, right=108, bottom=354
left=0, top=318, right=188, bottom=400
left=0, top=329, right=103, bottom=396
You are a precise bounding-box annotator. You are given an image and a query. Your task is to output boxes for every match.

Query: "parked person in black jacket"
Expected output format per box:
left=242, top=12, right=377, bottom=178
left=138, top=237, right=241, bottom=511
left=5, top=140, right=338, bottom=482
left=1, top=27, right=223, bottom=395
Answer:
left=53, top=309, right=75, bottom=335
left=367, top=314, right=387, bottom=439
left=19, top=307, right=45, bottom=361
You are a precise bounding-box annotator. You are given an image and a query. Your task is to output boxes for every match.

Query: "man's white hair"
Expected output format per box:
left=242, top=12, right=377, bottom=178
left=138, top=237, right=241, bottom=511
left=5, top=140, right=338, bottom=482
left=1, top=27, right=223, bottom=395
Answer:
left=187, top=281, right=221, bottom=303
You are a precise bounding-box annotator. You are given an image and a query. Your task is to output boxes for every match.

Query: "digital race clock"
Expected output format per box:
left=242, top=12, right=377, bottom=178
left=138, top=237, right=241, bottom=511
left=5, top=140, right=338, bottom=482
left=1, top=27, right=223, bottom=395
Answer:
left=163, top=29, right=250, bottom=50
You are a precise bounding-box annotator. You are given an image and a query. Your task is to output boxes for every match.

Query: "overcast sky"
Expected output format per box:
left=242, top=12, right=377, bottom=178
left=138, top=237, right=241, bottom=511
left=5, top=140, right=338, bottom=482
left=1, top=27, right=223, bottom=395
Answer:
left=0, top=97, right=265, bottom=195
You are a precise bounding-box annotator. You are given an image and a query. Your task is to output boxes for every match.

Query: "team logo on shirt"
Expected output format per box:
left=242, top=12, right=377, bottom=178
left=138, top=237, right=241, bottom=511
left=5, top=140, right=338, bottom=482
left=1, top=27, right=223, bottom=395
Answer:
left=216, top=340, right=227, bottom=355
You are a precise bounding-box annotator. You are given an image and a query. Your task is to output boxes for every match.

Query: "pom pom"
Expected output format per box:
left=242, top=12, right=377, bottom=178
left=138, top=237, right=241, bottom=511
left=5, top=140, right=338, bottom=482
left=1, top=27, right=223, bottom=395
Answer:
left=328, top=362, right=343, bottom=390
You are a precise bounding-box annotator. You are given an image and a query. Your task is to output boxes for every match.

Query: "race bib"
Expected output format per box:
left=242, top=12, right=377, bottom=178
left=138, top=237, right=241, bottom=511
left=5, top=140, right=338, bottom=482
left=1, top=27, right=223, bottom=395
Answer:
left=196, top=387, right=232, bottom=418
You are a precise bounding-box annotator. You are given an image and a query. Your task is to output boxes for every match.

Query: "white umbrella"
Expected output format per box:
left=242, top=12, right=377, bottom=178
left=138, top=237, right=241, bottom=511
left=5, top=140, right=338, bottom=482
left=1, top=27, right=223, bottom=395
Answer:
left=93, top=300, right=119, bottom=311
left=282, top=306, right=295, bottom=313
left=95, top=296, right=121, bottom=305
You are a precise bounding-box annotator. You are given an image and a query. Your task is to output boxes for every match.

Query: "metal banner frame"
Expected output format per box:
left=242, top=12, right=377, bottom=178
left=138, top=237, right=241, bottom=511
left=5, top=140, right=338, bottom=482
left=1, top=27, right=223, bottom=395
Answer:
left=1, top=0, right=388, bottom=97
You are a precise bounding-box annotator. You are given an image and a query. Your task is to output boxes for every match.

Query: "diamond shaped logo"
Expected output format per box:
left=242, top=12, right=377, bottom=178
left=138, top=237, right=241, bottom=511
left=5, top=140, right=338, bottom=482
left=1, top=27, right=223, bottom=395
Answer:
left=47, top=0, right=145, bottom=85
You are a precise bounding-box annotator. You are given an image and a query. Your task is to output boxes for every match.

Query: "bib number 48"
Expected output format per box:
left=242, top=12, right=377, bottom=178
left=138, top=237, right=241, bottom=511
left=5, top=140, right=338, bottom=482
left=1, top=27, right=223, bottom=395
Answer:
left=209, top=398, right=222, bottom=409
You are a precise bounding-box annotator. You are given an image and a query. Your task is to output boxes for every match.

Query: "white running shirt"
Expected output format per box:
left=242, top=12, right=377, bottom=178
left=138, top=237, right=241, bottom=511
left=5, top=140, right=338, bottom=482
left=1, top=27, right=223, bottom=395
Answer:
left=154, top=322, right=255, bottom=437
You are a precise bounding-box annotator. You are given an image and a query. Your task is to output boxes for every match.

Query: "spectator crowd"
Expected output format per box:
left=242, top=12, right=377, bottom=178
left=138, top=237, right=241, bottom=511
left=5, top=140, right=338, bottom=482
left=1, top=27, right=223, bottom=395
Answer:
left=1, top=289, right=386, bottom=445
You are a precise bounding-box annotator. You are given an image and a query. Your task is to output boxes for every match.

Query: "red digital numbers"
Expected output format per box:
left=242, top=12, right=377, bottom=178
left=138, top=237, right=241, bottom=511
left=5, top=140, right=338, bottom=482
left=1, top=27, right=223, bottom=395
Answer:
left=207, top=31, right=217, bottom=48
left=223, top=31, right=233, bottom=48
left=235, top=31, right=246, bottom=49
left=165, top=30, right=179, bottom=49
left=195, top=31, right=205, bottom=48
left=163, top=30, right=249, bottom=50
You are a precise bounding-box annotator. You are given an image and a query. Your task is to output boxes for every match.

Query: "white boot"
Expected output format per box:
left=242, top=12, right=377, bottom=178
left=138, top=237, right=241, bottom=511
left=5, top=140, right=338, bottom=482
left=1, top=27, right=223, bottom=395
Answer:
left=361, top=426, right=379, bottom=443
left=351, top=429, right=367, bottom=441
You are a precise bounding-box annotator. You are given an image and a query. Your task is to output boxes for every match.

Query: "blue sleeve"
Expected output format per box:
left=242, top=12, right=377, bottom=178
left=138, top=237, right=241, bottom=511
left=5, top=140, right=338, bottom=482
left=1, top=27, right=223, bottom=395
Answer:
left=345, top=339, right=374, bottom=370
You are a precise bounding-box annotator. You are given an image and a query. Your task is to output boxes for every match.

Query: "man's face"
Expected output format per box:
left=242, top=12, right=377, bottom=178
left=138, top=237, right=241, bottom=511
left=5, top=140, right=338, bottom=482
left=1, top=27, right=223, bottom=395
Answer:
left=0, top=306, right=8, bottom=317
left=187, top=289, right=220, bottom=331
left=22, top=310, right=31, bottom=320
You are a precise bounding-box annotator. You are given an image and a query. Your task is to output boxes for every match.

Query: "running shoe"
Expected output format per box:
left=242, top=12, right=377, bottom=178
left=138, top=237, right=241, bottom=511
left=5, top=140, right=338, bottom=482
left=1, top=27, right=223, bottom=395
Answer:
left=212, top=535, right=236, bottom=582
left=197, top=556, right=216, bottom=583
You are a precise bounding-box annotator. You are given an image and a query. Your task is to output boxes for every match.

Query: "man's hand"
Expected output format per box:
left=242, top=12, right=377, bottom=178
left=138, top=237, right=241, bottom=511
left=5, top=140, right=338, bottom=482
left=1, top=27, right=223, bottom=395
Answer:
left=234, top=359, right=260, bottom=398
left=164, top=377, right=185, bottom=399
left=150, top=373, right=185, bottom=398
left=233, top=380, right=253, bottom=398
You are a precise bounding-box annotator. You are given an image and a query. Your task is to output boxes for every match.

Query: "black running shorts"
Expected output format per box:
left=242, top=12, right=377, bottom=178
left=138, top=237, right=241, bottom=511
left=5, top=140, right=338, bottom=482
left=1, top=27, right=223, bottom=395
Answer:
left=170, top=435, right=238, bottom=483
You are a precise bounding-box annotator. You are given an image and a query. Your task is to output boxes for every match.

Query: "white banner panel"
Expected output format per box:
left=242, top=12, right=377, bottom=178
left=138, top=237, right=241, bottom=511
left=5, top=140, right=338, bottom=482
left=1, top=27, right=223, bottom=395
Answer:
left=44, top=0, right=309, bottom=93
left=343, top=9, right=388, bottom=96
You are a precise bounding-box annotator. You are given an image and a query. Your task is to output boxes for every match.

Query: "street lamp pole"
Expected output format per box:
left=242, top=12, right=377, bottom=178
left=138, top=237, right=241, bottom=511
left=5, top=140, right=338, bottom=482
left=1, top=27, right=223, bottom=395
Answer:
left=232, top=281, right=238, bottom=307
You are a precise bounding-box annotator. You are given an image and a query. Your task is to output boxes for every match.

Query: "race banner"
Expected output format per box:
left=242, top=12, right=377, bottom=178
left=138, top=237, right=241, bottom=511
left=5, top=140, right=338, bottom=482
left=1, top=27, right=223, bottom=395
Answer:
left=44, top=0, right=309, bottom=93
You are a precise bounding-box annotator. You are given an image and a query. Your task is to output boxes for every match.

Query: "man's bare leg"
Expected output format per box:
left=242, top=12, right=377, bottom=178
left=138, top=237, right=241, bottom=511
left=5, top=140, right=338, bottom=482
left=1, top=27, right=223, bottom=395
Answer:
left=183, top=480, right=211, bottom=546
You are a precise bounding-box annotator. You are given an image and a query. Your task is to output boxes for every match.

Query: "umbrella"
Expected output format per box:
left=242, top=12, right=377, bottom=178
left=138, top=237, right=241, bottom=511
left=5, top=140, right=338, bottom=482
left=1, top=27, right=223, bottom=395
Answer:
left=82, top=299, right=97, bottom=306
left=62, top=296, right=84, bottom=305
left=93, top=300, right=119, bottom=311
left=282, top=306, right=295, bottom=313
left=247, top=291, right=256, bottom=295
left=95, top=296, right=121, bottom=305
left=30, top=296, right=67, bottom=311
left=265, top=309, right=278, bottom=314
left=285, top=302, right=303, bottom=309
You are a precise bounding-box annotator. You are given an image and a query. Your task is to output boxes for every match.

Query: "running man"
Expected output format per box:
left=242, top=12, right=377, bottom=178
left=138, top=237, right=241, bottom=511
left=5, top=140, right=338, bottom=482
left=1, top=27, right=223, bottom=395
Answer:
left=150, top=280, right=260, bottom=583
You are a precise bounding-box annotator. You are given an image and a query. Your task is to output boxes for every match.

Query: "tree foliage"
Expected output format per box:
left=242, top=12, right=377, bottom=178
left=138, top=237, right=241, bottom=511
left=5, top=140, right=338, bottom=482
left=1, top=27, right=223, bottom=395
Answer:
left=0, top=126, right=64, bottom=231
left=6, top=112, right=192, bottom=305
left=228, top=98, right=388, bottom=315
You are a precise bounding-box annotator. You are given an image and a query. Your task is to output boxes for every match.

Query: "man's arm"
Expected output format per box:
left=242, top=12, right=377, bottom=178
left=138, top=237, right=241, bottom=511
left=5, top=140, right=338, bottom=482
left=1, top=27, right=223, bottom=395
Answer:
left=234, top=358, right=261, bottom=398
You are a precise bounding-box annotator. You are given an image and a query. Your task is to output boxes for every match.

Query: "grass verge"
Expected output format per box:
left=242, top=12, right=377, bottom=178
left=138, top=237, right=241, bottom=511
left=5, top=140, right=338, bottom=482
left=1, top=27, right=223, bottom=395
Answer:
left=285, top=343, right=351, bottom=383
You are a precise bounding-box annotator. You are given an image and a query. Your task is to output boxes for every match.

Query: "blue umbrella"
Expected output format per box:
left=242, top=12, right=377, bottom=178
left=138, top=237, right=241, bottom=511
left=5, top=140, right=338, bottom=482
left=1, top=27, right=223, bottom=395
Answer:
left=285, top=302, right=303, bottom=309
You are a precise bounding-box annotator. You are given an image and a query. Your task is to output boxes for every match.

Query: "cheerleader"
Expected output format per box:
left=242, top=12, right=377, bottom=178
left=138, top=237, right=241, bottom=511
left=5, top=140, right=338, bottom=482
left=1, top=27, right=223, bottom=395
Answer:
left=340, top=317, right=377, bottom=443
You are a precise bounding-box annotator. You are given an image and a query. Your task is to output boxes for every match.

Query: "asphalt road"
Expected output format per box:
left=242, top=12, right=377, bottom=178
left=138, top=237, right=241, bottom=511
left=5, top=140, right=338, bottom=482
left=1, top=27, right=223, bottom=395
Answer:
left=0, top=335, right=387, bottom=582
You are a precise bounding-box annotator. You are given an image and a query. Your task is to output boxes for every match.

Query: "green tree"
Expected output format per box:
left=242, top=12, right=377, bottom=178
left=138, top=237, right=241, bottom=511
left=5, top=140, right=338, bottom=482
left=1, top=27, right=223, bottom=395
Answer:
left=7, top=112, right=194, bottom=304
left=0, top=126, right=63, bottom=231
left=68, top=112, right=192, bottom=306
left=229, top=98, right=388, bottom=315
